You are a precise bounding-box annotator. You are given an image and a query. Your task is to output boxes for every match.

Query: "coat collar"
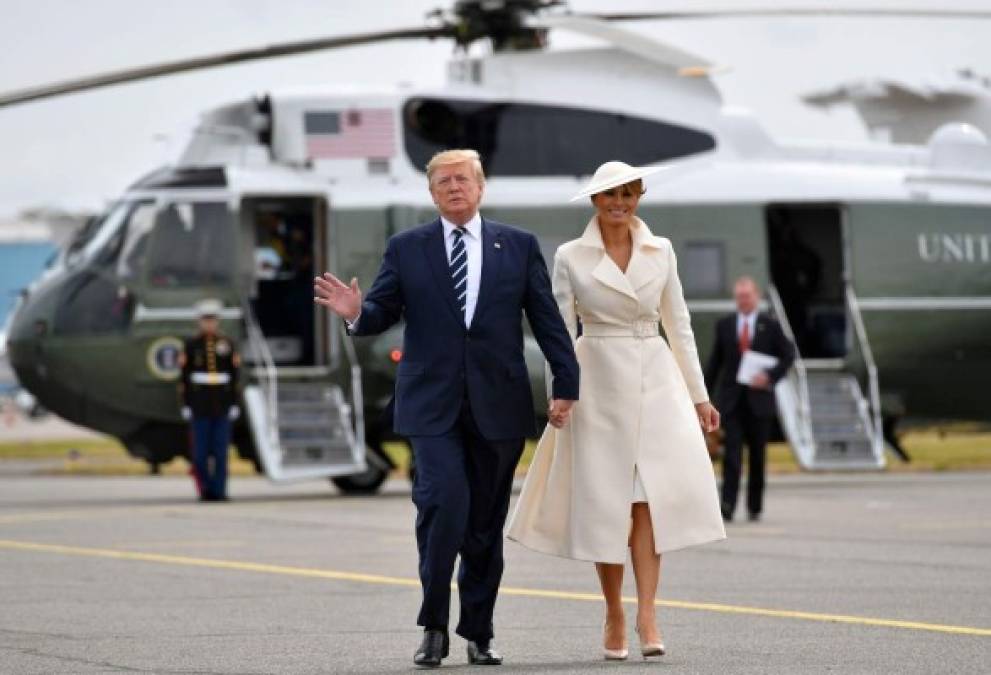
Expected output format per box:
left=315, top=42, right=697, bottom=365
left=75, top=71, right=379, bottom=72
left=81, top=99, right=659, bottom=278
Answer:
left=577, top=215, right=663, bottom=250
left=580, top=215, right=664, bottom=300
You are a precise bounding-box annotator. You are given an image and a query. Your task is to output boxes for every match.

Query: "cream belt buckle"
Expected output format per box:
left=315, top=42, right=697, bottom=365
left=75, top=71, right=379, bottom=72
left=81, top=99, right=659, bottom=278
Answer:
left=633, top=321, right=657, bottom=339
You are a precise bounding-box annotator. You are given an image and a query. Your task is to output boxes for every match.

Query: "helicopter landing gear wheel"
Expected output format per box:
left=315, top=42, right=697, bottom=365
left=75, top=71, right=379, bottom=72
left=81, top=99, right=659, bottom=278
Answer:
left=331, top=435, right=394, bottom=495
left=331, top=465, right=389, bottom=495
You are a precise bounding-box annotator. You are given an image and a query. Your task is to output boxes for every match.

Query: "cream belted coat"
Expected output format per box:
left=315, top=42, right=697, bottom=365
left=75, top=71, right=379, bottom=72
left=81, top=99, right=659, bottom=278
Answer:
left=507, top=216, right=726, bottom=562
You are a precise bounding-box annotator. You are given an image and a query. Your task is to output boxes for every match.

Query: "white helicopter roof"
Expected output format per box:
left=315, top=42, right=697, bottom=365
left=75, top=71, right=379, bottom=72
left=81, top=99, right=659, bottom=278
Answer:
left=151, top=26, right=991, bottom=212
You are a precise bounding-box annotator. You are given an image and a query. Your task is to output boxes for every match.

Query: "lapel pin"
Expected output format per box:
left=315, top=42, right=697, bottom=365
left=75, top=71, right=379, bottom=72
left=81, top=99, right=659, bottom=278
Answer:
left=494, top=242, right=502, bottom=249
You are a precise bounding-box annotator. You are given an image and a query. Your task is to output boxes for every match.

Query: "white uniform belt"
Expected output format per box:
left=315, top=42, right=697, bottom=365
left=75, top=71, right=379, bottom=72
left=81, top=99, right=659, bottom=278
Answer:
left=581, top=321, right=660, bottom=339
left=190, top=372, right=231, bottom=385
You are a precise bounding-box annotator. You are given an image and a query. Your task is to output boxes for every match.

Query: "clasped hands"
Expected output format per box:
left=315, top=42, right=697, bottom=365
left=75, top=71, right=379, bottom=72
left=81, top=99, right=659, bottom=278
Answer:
left=548, top=399, right=574, bottom=428
left=695, top=401, right=720, bottom=433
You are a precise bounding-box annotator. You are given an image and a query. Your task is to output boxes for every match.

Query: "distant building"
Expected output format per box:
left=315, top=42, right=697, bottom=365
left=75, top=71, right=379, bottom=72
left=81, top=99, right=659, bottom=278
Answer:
left=0, top=208, right=91, bottom=328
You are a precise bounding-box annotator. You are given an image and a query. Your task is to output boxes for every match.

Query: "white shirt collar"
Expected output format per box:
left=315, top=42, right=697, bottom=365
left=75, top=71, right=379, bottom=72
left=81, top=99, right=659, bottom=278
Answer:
left=737, top=310, right=758, bottom=330
left=441, top=212, right=482, bottom=239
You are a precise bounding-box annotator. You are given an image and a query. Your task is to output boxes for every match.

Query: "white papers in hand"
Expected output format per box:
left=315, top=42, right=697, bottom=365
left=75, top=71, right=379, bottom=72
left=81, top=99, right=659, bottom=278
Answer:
left=736, top=350, right=779, bottom=386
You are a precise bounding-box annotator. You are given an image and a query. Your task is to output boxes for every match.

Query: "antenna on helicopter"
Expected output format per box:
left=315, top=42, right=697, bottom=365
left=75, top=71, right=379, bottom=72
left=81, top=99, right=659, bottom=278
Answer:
left=1, top=1, right=989, bottom=109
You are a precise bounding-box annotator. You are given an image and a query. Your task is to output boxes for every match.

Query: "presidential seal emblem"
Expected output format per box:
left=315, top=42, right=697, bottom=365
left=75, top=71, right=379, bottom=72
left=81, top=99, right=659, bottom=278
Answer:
left=146, top=337, right=184, bottom=381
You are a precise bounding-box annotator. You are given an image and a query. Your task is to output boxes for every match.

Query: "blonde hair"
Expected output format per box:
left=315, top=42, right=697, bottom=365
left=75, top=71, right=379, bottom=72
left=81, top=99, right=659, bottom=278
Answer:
left=426, top=149, right=485, bottom=184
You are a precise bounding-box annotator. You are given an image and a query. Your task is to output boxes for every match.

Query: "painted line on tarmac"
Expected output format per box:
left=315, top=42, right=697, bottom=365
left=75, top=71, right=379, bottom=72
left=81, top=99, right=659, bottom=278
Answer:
left=112, top=539, right=247, bottom=550
left=1, top=538, right=989, bottom=638
left=898, top=520, right=991, bottom=531
left=0, top=505, right=198, bottom=525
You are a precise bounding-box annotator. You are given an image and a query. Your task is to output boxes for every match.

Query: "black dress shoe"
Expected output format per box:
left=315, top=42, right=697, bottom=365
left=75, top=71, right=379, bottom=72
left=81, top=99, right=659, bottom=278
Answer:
left=414, top=629, right=449, bottom=668
left=466, top=641, right=502, bottom=666
left=748, top=512, right=761, bottom=522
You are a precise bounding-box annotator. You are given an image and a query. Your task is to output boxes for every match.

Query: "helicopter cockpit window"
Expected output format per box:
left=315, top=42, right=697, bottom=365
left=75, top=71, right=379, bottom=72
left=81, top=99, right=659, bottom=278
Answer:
left=52, top=271, right=132, bottom=336
left=403, top=98, right=716, bottom=177
left=146, top=201, right=234, bottom=287
left=70, top=201, right=130, bottom=268
left=115, top=201, right=156, bottom=280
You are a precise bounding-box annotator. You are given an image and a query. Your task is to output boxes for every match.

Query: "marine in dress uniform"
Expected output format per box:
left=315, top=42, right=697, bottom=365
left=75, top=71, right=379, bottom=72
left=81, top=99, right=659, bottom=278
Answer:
left=178, top=299, right=241, bottom=502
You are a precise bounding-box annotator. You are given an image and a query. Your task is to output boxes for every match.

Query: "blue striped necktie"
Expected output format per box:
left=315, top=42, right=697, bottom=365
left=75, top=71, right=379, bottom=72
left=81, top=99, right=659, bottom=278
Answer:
left=450, top=228, right=468, bottom=321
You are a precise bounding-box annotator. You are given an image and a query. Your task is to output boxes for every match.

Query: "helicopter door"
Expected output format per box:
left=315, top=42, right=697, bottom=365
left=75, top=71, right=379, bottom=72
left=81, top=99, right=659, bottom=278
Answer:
left=243, top=196, right=325, bottom=367
left=766, top=204, right=848, bottom=358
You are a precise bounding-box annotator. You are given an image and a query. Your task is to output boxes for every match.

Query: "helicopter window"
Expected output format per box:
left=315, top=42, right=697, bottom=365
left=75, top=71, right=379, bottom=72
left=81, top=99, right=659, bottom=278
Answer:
left=146, top=201, right=234, bottom=287
left=403, top=98, right=716, bottom=177
left=681, top=241, right=726, bottom=297
left=72, top=201, right=130, bottom=268
left=115, top=201, right=157, bottom=280
left=64, top=214, right=105, bottom=266
left=52, top=271, right=133, bottom=336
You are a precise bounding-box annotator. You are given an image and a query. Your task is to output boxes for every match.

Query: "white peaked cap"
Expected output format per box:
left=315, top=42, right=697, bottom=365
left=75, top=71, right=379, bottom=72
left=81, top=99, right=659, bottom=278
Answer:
left=569, top=161, right=663, bottom=202
left=195, top=298, right=224, bottom=318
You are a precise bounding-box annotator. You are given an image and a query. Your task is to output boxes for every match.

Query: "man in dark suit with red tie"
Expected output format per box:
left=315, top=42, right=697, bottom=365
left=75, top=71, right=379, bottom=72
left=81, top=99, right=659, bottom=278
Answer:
left=704, top=277, right=795, bottom=522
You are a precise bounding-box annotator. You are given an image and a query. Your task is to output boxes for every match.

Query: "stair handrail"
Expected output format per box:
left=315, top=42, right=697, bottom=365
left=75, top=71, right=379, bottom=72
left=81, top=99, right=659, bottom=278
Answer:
left=767, top=285, right=812, bottom=443
left=338, top=320, right=365, bottom=455
left=845, top=285, right=883, bottom=453
left=242, top=298, right=279, bottom=448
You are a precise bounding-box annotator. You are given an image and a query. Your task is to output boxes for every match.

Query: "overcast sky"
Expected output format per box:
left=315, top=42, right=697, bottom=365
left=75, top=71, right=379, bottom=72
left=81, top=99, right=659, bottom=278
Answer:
left=1, top=0, right=989, bottom=216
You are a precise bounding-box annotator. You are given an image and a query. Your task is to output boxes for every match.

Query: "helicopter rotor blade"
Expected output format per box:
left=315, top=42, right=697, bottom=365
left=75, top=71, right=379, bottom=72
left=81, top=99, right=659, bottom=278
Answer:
left=590, top=7, right=991, bottom=22
left=530, top=15, right=715, bottom=72
left=0, top=26, right=454, bottom=109
left=4, top=3, right=988, bottom=110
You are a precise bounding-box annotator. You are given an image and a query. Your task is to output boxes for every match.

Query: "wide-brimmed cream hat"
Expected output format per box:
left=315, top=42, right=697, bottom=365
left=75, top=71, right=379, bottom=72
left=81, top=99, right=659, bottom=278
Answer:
left=569, top=161, right=663, bottom=202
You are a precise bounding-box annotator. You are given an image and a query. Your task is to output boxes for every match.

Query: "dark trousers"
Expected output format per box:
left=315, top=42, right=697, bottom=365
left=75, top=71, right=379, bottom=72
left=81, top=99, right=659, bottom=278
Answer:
left=408, top=399, right=524, bottom=643
left=192, top=416, right=230, bottom=500
left=720, top=397, right=771, bottom=517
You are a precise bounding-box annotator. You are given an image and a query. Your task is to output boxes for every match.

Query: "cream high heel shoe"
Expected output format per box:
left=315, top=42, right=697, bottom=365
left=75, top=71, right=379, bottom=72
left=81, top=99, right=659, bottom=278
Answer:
left=635, top=621, right=666, bottom=658
left=602, top=621, right=629, bottom=661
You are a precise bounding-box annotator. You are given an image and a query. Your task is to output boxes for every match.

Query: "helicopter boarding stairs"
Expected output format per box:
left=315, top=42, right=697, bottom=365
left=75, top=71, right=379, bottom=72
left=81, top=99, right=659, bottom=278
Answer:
left=769, top=286, right=886, bottom=471
left=240, top=304, right=369, bottom=482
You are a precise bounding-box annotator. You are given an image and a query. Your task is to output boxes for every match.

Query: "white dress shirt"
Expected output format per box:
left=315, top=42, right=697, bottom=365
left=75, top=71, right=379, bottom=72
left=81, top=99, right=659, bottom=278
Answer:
left=736, top=310, right=758, bottom=343
left=442, top=212, right=483, bottom=327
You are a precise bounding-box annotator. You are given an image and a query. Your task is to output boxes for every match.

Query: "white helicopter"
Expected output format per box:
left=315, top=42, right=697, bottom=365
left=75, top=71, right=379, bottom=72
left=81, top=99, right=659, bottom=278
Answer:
left=2, top=1, right=990, bottom=492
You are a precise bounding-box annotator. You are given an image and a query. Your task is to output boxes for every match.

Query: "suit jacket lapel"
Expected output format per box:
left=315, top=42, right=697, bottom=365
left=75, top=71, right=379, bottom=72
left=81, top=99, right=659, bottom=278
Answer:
left=754, top=313, right=769, bottom=346
left=472, top=218, right=502, bottom=325
left=727, top=316, right=740, bottom=359
left=422, top=219, right=464, bottom=326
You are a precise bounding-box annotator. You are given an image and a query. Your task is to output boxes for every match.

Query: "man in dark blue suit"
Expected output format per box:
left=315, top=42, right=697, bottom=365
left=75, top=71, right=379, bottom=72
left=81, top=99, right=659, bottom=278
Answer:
left=314, top=149, right=579, bottom=667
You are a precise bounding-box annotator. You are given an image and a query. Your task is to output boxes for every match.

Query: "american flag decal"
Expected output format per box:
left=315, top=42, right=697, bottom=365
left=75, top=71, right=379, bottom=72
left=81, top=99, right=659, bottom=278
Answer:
left=304, top=108, right=396, bottom=159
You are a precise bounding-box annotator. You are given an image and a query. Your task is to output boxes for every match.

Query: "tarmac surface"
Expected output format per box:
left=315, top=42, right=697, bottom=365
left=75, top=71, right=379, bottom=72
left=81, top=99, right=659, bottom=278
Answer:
left=0, top=412, right=106, bottom=443
left=0, top=471, right=989, bottom=674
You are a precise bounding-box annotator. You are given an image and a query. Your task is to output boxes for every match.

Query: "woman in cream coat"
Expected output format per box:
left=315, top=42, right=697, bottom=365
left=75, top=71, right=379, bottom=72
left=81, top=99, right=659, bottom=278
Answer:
left=508, top=161, right=726, bottom=660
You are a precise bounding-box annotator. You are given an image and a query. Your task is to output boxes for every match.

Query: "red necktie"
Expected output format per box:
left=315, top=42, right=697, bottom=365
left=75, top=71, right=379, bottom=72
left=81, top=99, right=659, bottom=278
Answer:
left=739, top=320, right=751, bottom=354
